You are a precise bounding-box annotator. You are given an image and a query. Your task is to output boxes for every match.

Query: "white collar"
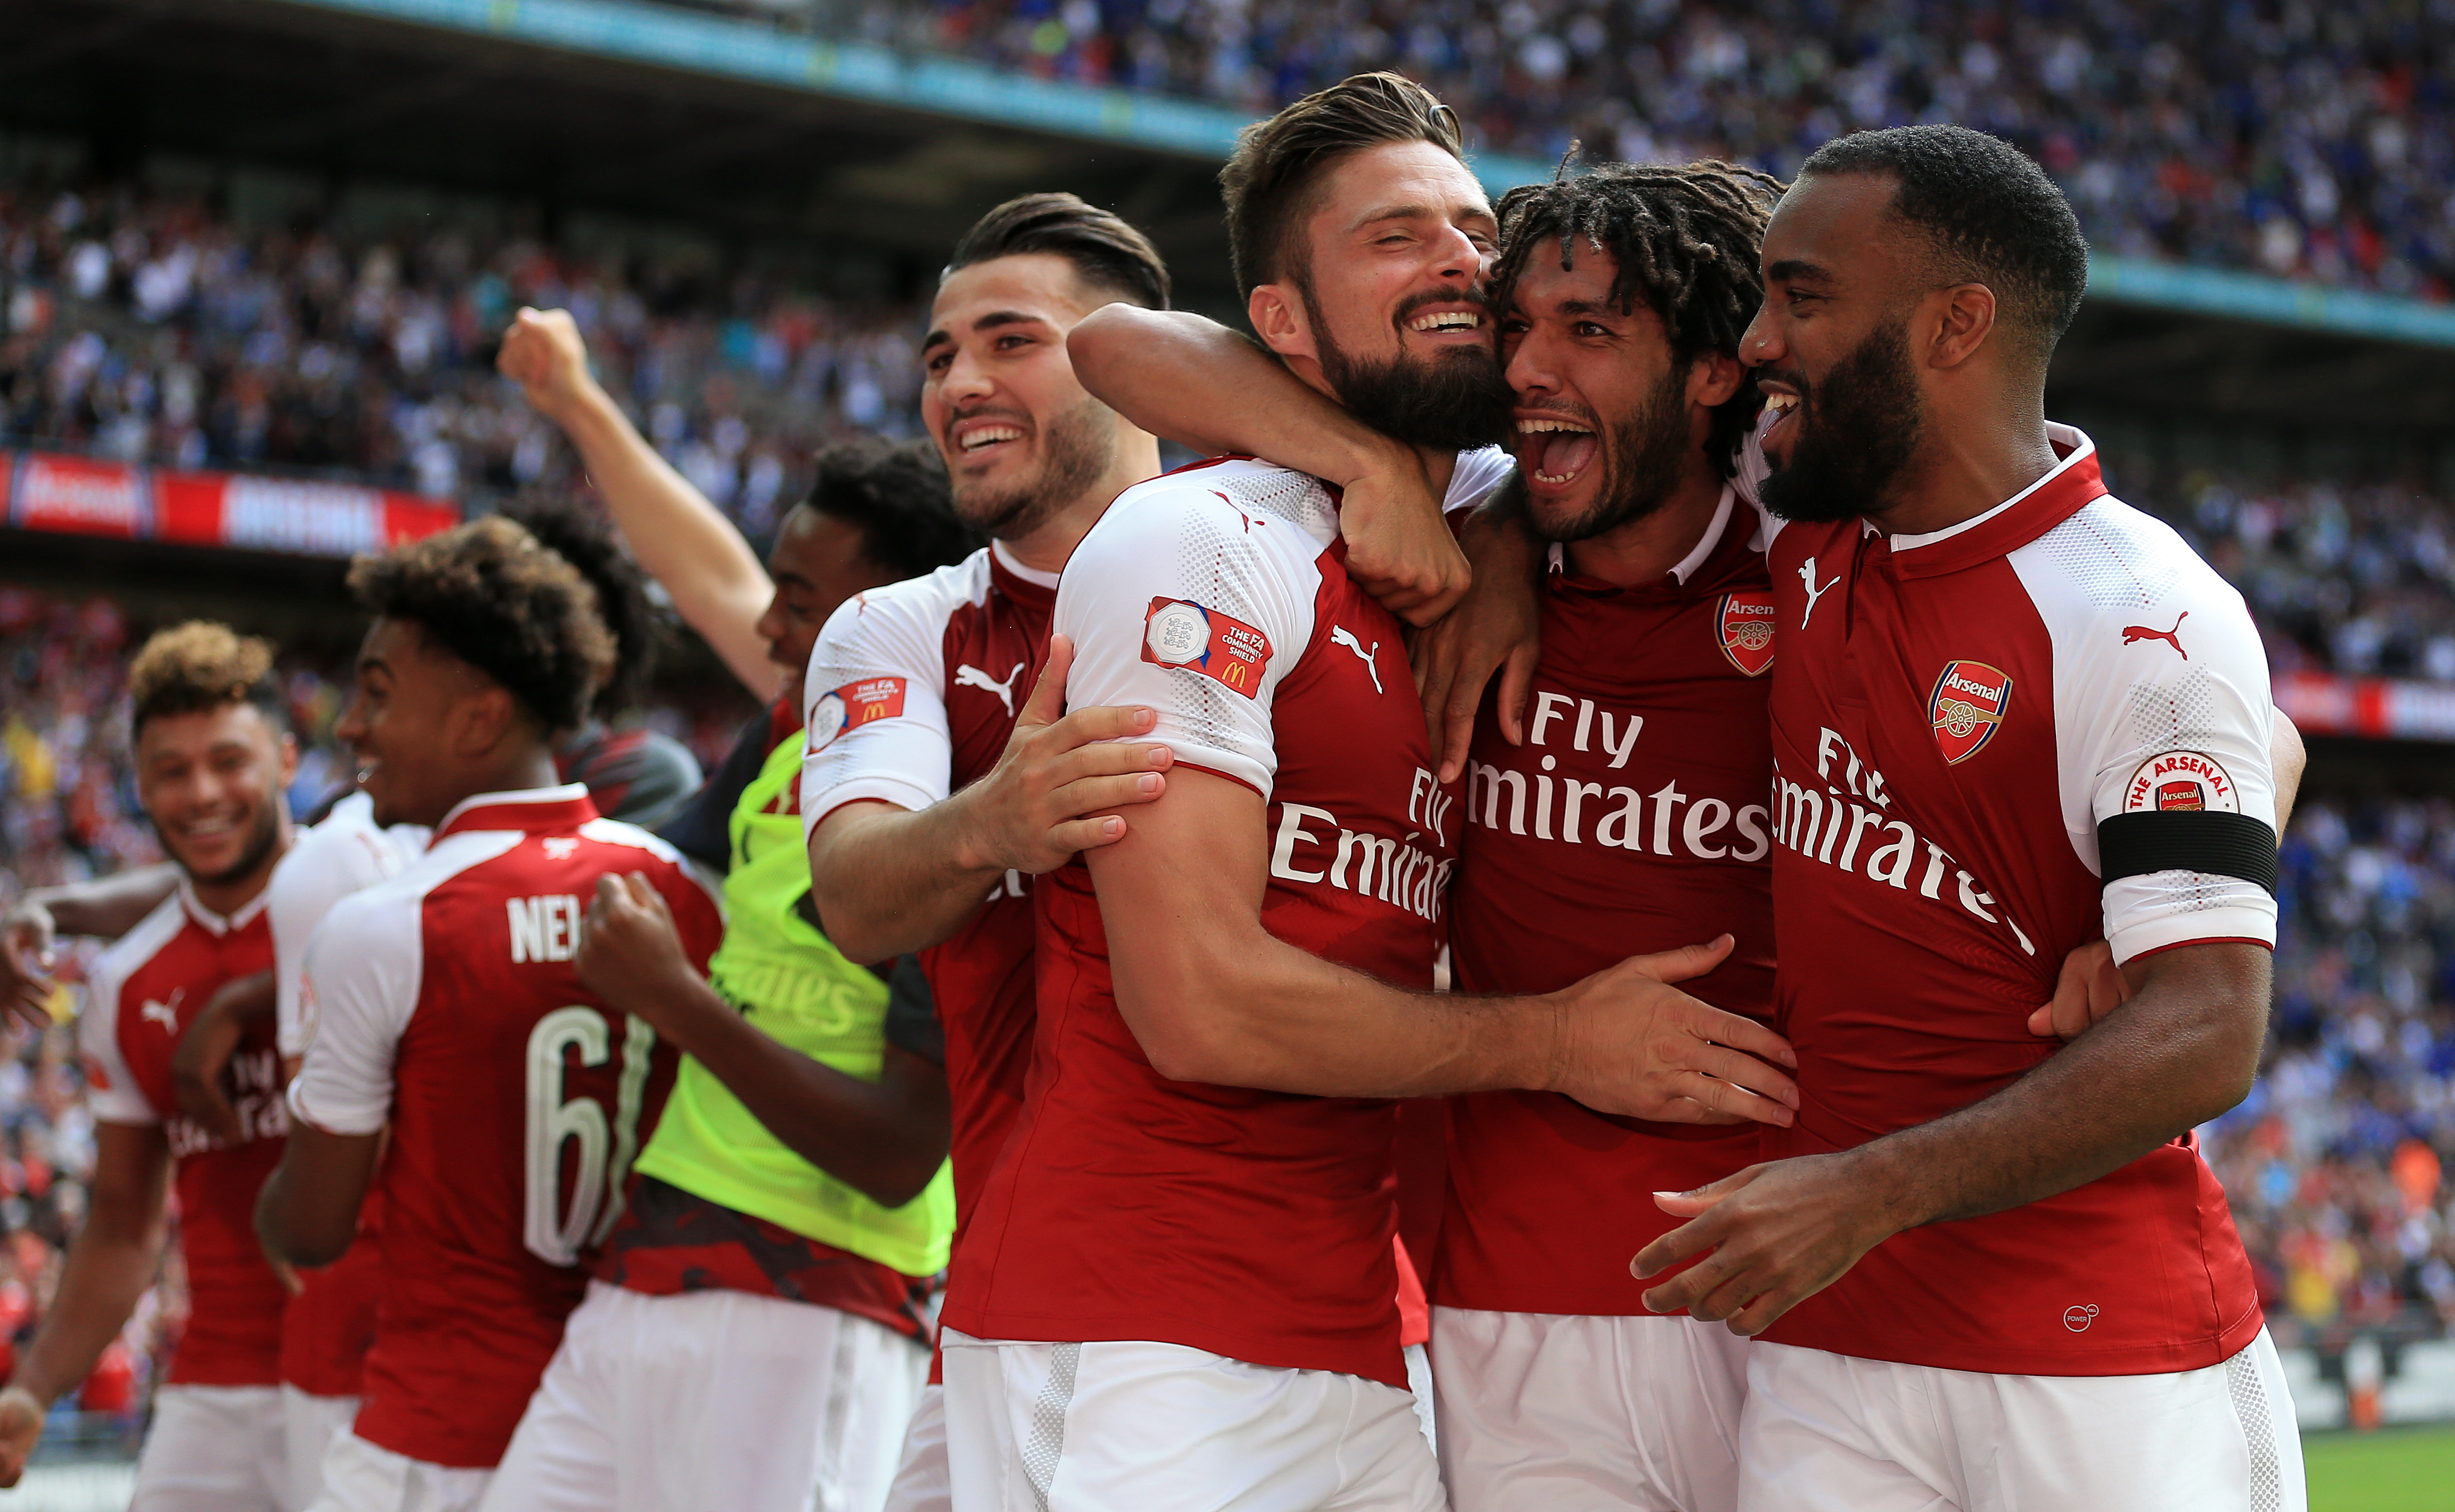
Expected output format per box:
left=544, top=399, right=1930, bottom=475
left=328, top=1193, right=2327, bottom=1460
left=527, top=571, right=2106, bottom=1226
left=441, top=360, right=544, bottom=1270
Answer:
left=1547, top=484, right=1738, bottom=585
left=1887, top=422, right=2097, bottom=551
left=177, top=874, right=270, bottom=936
left=991, top=539, right=1061, bottom=590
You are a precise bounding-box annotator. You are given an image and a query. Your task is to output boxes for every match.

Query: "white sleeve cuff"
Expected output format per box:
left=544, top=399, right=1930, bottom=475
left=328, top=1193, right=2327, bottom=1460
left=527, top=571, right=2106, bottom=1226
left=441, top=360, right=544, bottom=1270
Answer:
left=286, top=1075, right=387, bottom=1137
left=802, top=775, right=941, bottom=840
left=2104, top=871, right=2278, bottom=967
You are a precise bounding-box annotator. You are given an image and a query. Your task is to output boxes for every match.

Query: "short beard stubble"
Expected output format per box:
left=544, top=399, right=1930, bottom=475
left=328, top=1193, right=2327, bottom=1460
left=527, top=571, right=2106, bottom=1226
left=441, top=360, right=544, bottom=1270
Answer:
left=1533, top=363, right=1694, bottom=545
left=1757, top=315, right=1926, bottom=525
left=950, top=396, right=1116, bottom=540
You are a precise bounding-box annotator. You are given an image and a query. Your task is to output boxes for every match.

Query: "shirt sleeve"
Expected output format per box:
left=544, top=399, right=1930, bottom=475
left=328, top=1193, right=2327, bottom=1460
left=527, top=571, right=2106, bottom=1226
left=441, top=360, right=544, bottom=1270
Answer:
left=2027, top=509, right=2280, bottom=965
left=77, top=950, right=156, bottom=1126
left=1442, top=445, right=1517, bottom=516
left=287, top=889, right=421, bottom=1136
left=270, top=811, right=407, bottom=1060
left=799, top=568, right=969, bottom=837
left=1053, top=481, right=1319, bottom=799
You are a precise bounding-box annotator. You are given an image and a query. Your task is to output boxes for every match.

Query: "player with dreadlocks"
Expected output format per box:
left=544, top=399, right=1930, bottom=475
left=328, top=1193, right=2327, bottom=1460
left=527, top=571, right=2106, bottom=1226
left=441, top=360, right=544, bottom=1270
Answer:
left=1427, top=157, right=1785, bottom=1512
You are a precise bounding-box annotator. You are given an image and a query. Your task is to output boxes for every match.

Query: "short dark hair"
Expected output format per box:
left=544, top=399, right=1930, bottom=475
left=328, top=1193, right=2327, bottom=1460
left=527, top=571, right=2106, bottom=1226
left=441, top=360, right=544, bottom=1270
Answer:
left=498, top=495, right=659, bottom=721
left=129, top=621, right=287, bottom=736
left=1491, top=158, right=1785, bottom=474
left=1220, top=72, right=1466, bottom=300
left=799, top=436, right=984, bottom=581
left=1797, top=125, right=2089, bottom=363
left=945, top=192, right=1171, bottom=311
left=347, top=516, right=617, bottom=732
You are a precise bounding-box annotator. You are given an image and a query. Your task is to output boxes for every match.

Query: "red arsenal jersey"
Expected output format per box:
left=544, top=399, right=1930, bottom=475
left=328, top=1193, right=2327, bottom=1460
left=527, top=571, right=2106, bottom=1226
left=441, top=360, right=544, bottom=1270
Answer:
left=942, top=457, right=1463, bottom=1388
left=1759, top=425, right=2277, bottom=1375
left=81, top=884, right=286, bottom=1387
left=799, top=541, right=1058, bottom=1236
left=288, top=786, right=722, bottom=1468
left=1440, top=488, right=1777, bottom=1317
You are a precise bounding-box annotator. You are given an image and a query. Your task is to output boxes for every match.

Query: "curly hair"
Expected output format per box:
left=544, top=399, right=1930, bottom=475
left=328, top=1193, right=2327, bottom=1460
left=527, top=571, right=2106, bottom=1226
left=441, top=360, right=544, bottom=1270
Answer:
left=129, top=621, right=287, bottom=735
left=499, top=495, right=659, bottom=720
left=1490, top=157, right=1785, bottom=475
left=802, top=435, right=982, bottom=582
left=347, top=516, right=617, bottom=732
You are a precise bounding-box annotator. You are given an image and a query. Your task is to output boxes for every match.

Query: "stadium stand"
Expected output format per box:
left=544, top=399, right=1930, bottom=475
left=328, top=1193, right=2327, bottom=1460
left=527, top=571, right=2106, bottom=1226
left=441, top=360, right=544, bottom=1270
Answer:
left=694, top=0, right=2455, bottom=298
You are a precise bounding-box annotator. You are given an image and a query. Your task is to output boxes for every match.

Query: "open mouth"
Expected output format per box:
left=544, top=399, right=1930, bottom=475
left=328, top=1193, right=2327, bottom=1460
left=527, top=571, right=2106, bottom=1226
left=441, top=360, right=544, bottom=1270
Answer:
left=951, top=418, right=1028, bottom=458
left=1515, top=414, right=1599, bottom=487
left=1405, top=308, right=1485, bottom=338
left=1758, top=385, right=1803, bottom=451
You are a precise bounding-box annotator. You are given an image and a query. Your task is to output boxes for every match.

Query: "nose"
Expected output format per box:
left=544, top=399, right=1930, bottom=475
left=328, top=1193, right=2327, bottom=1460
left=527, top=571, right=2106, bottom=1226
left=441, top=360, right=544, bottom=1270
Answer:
left=1740, top=305, right=1782, bottom=368
left=936, top=343, right=997, bottom=409
left=1504, top=324, right=1560, bottom=400
left=1431, top=222, right=1483, bottom=285
left=754, top=591, right=792, bottom=654
left=333, top=692, right=368, bottom=746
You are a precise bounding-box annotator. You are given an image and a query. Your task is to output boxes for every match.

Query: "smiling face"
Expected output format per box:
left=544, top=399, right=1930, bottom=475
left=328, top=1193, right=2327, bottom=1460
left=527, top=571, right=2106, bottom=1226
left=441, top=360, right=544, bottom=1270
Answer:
left=921, top=253, right=1127, bottom=540
left=1744, top=172, right=1930, bottom=523
left=1501, top=247, right=1735, bottom=543
left=756, top=504, right=895, bottom=710
left=332, top=617, right=512, bottom=828
left=134, top=701, right=294, bottom=889
left=1259, top=139, right=1512, bottom=449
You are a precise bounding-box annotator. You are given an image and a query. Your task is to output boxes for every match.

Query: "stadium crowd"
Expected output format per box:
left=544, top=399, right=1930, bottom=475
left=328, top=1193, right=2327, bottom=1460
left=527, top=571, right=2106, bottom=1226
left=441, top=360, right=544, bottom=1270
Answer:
left=9, top=177, right=2455, bottom=688
left=0, top=180, right=924, bottom=534
left=773, top=0, right=2455, bottom=296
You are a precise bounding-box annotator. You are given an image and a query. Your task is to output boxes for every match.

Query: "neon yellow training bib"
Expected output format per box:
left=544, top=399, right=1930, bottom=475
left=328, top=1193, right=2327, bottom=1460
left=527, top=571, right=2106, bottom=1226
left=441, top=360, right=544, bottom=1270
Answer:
left=633, top=730, right=954, bottom=1277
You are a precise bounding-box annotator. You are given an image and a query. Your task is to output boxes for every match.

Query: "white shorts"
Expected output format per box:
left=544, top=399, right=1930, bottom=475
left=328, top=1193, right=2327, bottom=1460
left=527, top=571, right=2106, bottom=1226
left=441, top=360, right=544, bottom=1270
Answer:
left=940, top=1329, right=1445, bottom=1512
left=306, top=1430, right=492, bottom=1512
left=479, top=1280, right=929, bottom=1512
left=280, top=1387, right=360, bottom=1512
left=1738, top=1328, right=2308, bottom=1512
left=1429, top=1306, right=1748, bottom=1512
left=132, top=1383, right=287, bottom=1511
left=882, top=1381, right=951, bottom=1512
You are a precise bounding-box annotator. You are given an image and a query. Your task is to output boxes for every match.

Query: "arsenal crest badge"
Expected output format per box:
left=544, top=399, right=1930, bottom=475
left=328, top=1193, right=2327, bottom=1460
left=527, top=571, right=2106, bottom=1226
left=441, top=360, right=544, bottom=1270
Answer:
left=1928, top=660, right=2011, bottom=765
left=1717, top=591, right=1776, bottom=677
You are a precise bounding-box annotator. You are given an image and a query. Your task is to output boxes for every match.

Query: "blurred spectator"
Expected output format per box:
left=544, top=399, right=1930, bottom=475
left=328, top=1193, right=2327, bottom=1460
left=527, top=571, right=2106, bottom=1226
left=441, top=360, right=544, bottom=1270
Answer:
left=2204, top=795, right=2455, bottom=1341
left=0, top=182, right=925, bottom=527
left=868, top=0, right=2455, bottom=298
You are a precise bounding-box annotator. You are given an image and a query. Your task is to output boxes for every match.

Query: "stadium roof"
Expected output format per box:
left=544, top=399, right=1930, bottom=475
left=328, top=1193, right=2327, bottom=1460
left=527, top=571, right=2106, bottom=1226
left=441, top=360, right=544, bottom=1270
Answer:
left=7, top=0, right=2452, bottom=439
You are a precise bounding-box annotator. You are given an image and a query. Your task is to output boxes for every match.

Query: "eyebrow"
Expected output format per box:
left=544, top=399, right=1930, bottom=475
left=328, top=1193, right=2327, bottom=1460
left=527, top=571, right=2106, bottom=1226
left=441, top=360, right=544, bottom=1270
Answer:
left=922, top=310, right=1050, bottom=351
left=1766, top=258, right=1834, bottom=284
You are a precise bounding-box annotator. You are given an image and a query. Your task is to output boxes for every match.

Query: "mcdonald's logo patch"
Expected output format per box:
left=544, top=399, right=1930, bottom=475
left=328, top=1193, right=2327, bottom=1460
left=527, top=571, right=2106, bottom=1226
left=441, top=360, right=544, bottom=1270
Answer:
left=1143, top=597, right=1271, bottom=699
left=808, top=676, right=908, bottom=750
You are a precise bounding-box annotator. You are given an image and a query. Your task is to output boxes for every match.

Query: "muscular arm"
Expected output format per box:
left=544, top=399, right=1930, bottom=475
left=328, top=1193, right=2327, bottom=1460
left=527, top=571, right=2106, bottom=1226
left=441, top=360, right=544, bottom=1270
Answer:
left=1090, top=765, right=1797, bottom=1117
left=500, top=307, right=778, bottom=699
left=256, top=1125, right=384, bottom=1269
left=806, top=636, right=1169, bottom=964
left=577, top=874, right=949, bottom=1207
left=1637, top=940, right=2271, bottom=1332
left=1065, top=305, right=1468, bottom=624
left=3, top=865, right=180, bottom=1027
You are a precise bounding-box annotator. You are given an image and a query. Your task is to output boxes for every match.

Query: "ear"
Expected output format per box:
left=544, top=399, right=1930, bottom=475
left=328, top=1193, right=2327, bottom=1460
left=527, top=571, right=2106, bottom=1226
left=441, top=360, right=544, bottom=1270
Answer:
left=1247, top=282, right=1316, bottom=364
left=446, top=683, right=524, bottom=761
left=1686, top=350, right=1746, bottom=410
left=276, top=732, right=299, bottom=787
left=1926, top=283, right=1998, bottom=371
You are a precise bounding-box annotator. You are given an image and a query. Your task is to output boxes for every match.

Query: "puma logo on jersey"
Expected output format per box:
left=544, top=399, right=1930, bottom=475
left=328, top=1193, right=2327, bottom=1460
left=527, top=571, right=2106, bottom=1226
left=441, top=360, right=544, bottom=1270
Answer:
left=141, top=989, right=184, bottom=1033
left=1329, top=627, right=1382, bottom=693
left=1798, top=558, right=1838, bottom=628
left=2120, top=612, right=2189, bottom=659
left=955, top=661, right=1027, bottom=717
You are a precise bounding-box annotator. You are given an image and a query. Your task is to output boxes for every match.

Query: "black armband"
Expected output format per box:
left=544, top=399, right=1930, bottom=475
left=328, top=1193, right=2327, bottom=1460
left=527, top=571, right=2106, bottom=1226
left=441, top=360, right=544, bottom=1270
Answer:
left=2096, top=812, right=2278, bottom=894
